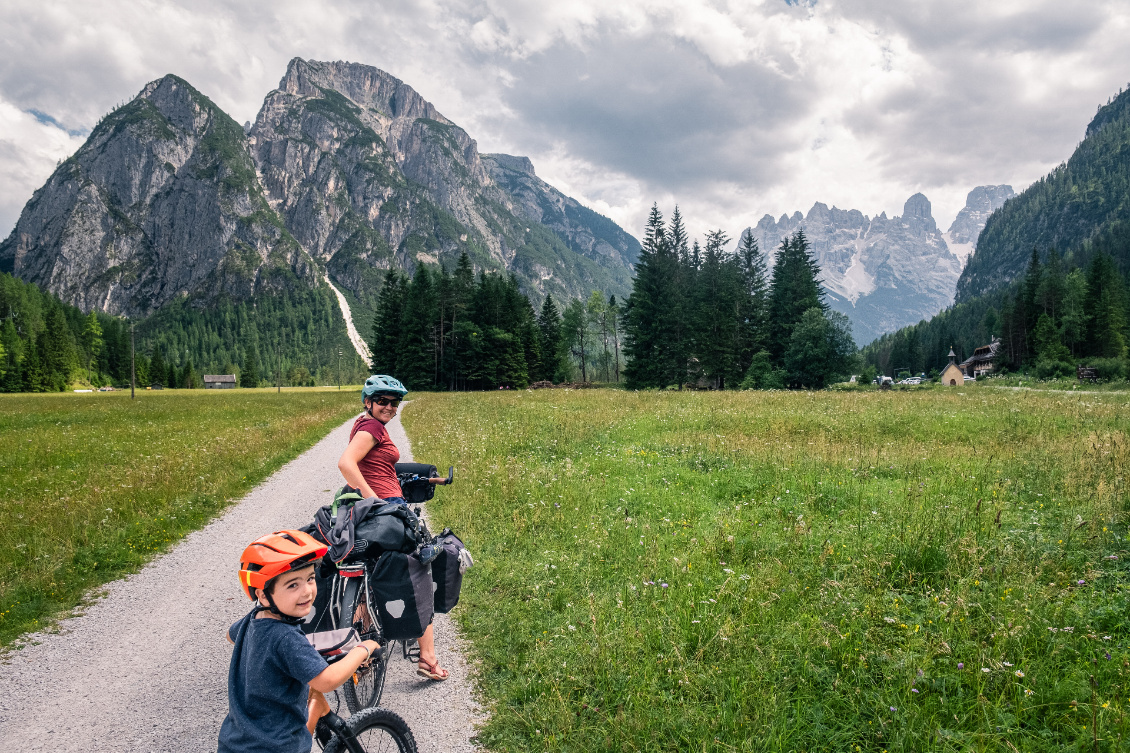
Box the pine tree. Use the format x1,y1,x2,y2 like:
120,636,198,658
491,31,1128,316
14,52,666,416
371,269,407,376
42,303,77,390
693,229,740,388
623,204,677,387
561,298,590,382
737,231,769,373
150,347,168,388
767,230,825,361
537,296,563,383
1086,253,1129,359
241,347,261,388
398,266,439,389
1037,248,1066,323
82,311,103,384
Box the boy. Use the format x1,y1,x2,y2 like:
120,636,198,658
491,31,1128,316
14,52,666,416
218,530,380,753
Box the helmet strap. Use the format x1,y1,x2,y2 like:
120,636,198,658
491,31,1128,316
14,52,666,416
255,587,304,625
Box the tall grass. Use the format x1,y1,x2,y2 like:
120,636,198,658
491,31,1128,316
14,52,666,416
0,388,359,646
405,388,1130,751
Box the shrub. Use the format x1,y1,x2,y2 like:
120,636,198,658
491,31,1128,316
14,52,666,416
1087,356,1128,381
1035,358,1075,379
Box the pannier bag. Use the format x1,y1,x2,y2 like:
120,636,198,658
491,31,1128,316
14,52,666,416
353,504,421,557
305,627,361,659
309,489,422,562
431,529,472,614
370,551,434,641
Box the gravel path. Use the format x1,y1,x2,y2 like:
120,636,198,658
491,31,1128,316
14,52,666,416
0,406,483,752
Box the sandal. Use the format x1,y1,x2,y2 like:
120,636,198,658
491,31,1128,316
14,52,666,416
417,657,449,681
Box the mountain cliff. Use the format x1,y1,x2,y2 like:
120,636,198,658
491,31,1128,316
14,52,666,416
943,184,1015,264
956,87,1130,302
1,59,638,329
0,75,313,318
745,194,961,345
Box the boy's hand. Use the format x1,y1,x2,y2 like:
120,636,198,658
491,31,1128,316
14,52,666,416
361,639,381,662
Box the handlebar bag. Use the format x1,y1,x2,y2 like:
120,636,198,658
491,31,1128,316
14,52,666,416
369,551,434,641
431,531,468,614
305,628,360,660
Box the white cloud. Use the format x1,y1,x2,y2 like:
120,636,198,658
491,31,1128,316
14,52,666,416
0,0,1128,248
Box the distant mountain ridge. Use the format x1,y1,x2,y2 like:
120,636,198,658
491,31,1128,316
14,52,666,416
0,58,639,326
744,187,1010,345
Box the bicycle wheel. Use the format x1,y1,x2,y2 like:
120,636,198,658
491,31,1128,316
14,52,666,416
338,575,389,712
322,707,418,753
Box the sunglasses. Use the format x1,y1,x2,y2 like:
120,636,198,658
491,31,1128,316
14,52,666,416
372,396,401,407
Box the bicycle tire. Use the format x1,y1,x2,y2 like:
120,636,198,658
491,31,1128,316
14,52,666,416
338,575,389,712
322,707,418,753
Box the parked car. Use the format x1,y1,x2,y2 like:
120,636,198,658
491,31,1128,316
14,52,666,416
963,375,975,382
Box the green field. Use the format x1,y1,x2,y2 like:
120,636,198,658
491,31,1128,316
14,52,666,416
0,388,359,645
405,388,1130,752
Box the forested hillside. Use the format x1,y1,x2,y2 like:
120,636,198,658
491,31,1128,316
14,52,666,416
861,248,1127,380
0,270,366,391
956,87,1130,301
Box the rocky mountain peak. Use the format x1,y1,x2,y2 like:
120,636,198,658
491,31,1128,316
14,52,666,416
278,58,450,125
484,153,536,176
902,193,937,234
943,185,1015,268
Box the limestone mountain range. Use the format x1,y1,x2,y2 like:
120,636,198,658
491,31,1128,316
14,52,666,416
0,58,640,327
744,185,1014,345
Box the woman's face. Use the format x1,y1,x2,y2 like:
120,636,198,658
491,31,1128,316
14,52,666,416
367,394,400,424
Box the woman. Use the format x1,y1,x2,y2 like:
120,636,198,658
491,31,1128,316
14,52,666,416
337,374,449,681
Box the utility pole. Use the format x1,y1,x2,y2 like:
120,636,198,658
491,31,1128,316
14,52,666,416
337,348,342,390
276,336,282,394
130,321,136,400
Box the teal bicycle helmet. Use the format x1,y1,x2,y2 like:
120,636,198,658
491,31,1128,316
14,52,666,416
362,374,408,404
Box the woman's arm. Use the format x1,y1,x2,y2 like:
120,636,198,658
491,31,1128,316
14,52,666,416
308,640,382,693
337,431,378,498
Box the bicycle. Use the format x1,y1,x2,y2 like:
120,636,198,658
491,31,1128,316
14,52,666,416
308,632,418,753
306,463,454,712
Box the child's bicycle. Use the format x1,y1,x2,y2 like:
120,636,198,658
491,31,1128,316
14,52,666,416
308,631,417,752
306,463,454,713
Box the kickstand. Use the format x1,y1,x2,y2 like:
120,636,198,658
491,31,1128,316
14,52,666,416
403,638,421,663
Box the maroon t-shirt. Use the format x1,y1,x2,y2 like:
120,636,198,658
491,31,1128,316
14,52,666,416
349,415,402,499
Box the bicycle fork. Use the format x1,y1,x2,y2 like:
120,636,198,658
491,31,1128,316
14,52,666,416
316,711,366,753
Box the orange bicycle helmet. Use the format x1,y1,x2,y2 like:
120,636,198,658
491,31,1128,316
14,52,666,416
239,529,328,602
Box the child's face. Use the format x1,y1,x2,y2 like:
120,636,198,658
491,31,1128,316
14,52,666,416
261,564,317,618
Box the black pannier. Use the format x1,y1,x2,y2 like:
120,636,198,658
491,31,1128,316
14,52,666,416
431,530,468,614
352,504,421,557
370,551,434,640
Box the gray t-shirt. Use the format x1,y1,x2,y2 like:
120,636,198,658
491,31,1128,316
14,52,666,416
218,610,328,753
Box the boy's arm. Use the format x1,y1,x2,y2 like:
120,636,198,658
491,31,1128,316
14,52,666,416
307,640,381,693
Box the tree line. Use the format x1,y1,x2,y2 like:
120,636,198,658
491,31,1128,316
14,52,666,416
861,248,1129,380
0,270,367,392
368,251,624,390
622,205,855,390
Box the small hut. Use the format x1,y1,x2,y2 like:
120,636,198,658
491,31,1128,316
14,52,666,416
940,347,964,386
204,374,237,389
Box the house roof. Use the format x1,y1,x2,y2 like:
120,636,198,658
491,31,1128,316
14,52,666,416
959,339,1001,368
203,374,237,383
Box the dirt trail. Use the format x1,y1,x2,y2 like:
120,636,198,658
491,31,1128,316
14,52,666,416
0,406,482,752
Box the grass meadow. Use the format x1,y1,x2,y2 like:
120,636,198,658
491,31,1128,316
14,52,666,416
404,387,1130,752
0,388,359,646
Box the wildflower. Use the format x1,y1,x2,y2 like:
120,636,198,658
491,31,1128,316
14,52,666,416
957,663,964,669
1003,662,1013,667
1025,689,1035,696
661,583,668,588
1078,579,1086,586
1105,653,1112,660
1103,636,1112,641
1015,670,1024,678
982,668,991,673
567,625,576,631
723,568,734,574
889,706,897,712
884,617,896,624
911,688,919,693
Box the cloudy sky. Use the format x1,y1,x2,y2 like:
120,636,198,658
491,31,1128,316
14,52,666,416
2,0,1128,245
